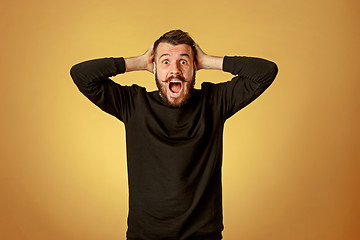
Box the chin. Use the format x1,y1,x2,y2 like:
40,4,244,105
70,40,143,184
161,93,191,108
168,97,188,108
155,73,196,108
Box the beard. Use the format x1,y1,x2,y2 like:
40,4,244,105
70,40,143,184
155,71,196,108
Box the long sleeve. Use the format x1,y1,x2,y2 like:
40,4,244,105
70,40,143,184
70,57,138,122
206,56,278,120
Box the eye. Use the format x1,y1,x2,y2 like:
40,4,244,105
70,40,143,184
162,60,169,64
180,60,187,64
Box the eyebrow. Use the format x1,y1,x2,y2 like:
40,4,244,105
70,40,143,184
180,53,191,58
159,53,191,59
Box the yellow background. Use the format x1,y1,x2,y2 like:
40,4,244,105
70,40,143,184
1,0,359,239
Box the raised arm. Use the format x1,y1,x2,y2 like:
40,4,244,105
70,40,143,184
194,43,278,119
222,55,278,119
70,46,155,93
70,46,155,122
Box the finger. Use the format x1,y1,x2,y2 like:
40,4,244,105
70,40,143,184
195,43,205,55
148,44,154,53
144,44,154,55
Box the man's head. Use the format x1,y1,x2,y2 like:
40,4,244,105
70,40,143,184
153,30,197,107
153,30,197,63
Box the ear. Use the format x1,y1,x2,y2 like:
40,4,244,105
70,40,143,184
153,61,156,74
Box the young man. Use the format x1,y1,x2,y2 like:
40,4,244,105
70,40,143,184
71,30,278,240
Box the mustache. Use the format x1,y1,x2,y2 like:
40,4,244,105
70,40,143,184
162,75,186,83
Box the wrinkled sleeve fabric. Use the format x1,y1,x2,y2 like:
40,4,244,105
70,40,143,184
206,56,278,121
70,57,138,123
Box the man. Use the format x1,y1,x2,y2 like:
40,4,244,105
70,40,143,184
70,30,278,240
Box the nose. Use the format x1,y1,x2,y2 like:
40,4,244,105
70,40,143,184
169,61,181,75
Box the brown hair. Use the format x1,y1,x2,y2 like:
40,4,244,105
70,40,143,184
153,29,197,62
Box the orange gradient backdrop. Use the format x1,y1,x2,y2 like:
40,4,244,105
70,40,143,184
1,0,359,239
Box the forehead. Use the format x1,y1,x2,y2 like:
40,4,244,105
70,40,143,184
156,42,193,60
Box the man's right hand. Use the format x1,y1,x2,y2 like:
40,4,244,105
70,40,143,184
125,45,154,73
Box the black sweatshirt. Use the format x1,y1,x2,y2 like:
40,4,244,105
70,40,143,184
70,56,278,240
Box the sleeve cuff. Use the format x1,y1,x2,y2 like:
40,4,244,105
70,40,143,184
222,56,236,73
114,57,126,74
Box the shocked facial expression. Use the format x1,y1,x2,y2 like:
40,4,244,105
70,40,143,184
154,42,196,107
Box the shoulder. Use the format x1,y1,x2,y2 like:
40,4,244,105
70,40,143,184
122,84,147,93
200,81,228,94
113,84,148,104
199,81,227,104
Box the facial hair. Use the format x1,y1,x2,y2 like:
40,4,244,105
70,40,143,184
155,71,196,108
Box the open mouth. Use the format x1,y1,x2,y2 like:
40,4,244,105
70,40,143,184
169,80,183,96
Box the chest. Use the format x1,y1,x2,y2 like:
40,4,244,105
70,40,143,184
131,96,220,141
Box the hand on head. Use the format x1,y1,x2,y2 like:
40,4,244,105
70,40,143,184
194,43,207,71
143,44,155,73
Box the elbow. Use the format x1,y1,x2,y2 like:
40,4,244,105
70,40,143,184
70,63,80,81
269,61,278,80
265,61,278,85
258,61,278,88
70,63,86,87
